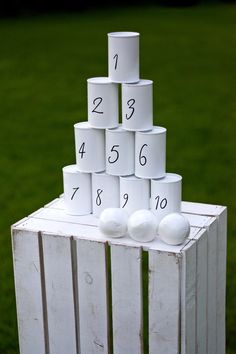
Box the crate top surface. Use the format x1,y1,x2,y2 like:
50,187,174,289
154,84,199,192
12,196,224,254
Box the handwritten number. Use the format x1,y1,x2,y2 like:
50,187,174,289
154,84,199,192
96,189,103,206
71,187,79,200
108,145,119,164
92,97,103,114
79,142,86,158
126,99,135,120
122,193,129,208
113,54,118,70
139,144,148,166
155,196,167,210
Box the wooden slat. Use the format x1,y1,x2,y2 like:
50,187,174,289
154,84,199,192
206,219,218,354
216,207,227,354
110,244,143,354
11,229,46,354
185,212,218,354
181,240,197,354
149,250,180,354
35,207,98,226
76,239,109,354
42,233,77,354
193,229,208,354
183,202,227,354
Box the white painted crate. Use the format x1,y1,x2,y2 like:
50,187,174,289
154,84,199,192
11,197,227,354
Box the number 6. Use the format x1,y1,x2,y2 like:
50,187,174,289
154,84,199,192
139,144,148,166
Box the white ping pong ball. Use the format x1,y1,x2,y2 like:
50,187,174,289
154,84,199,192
128,209,158,243
99,208,129,238
158,213,190,245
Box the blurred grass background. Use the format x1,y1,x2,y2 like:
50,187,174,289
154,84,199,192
0,3,235,353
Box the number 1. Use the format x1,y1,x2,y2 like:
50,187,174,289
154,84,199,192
113,54,118,70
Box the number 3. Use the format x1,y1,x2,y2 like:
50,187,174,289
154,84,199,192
126,99,135,120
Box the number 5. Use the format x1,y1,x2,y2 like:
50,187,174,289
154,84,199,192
108,145,119,164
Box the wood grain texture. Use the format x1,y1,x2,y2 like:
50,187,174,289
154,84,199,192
193,229,208,354
110,244,143,354
76,238,109,354
181,240,197,354
12,199,226,354
11,229,46,354
42,233,77,354
149,250,180,354
183,202,227,354
216,207,227,354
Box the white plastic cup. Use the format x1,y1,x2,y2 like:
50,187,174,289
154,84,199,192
92,172,120,217
74,122,105,172
108,32,140,83
87,77,119,129
120,175,150,215
150,173,182,225
106,126,135,176
62,165,92,215
135,126,166,179
122,80,153,131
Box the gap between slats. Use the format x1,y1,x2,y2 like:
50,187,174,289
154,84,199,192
38,231,50,354
41,236,150,354
71,237,81,354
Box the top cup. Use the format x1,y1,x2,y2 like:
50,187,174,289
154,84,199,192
108,32,140,83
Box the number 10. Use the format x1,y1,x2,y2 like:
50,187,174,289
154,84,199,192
155,196,167,210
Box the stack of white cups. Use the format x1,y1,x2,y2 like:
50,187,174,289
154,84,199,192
62,31,184,243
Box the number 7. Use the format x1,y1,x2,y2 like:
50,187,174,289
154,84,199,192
71,187,79,200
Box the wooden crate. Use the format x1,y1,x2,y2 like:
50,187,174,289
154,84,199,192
11,197,227,354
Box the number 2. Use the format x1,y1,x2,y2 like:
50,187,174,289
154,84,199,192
126,99,135,120
92,97,103,114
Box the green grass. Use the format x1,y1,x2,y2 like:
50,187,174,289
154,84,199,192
0,3,235,353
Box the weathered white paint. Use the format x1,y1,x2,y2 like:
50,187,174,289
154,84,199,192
15,212,200,252
44,197,65,210
149,250,180,354
183,201,226,354
216,207,227,354
42,233,77,354
192,229,208,354
76,238,109,354
181,240,197,354
35,207,97,226
11,229,46,354
12,199,227,354
110,244,143,354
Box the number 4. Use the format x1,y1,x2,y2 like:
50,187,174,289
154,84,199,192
78,142,86,159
